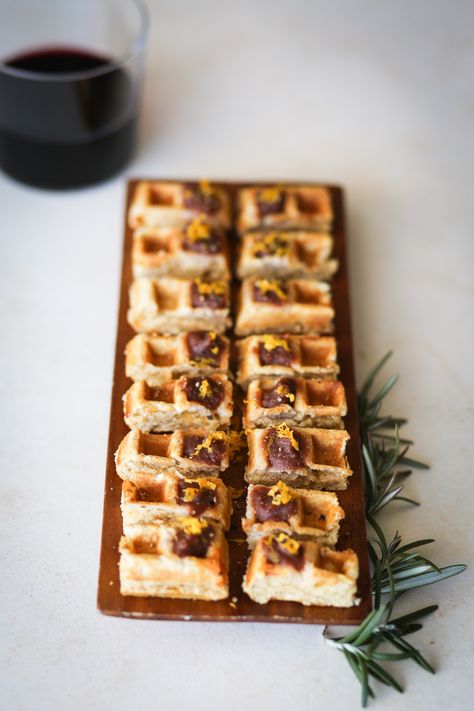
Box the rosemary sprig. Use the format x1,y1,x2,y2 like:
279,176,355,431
325,353,466,706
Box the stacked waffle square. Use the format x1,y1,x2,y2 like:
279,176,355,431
242,482,345,548
236,184,359,608
237,231,337,280
245,426,352,490
125,331,230,385
119,520,229,600
242,535,358,606
128,276,231,334
235,277,334,336
237,185,333,232
118,180,235,601
242,377,347,429
132,221,230,280
115,430,230,479
122,475,231,528
237,334,339,385
129,180,232,229
123,376,233,432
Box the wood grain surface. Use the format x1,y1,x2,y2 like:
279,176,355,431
97,180,371,624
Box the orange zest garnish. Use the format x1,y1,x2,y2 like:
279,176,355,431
191,431,226,458
255,279,288,301
275,423,299,450
199,179,214,195
186,216,211,242
268,481,293,506
274,531,300,555
276,384,295,403
259,186,282,203
198,379,212,398
194,278,227,296
178,517,208,535
252,232,289,257
260,334,290,352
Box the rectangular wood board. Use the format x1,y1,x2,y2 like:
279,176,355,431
97,179,371,624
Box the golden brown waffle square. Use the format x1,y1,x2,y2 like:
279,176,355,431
235,278,334,336
237,185,333,233
242,482,344,548
243,377,347,429
123,376,233,432
237,334,339,386
119,519,229,600
115,429,230,480
132,220,230,279
127,277,231,334
125,331,230,386
242,533,358,606
128,180,232,229
121,473,231,529
237,231,337,280
245,425,352,490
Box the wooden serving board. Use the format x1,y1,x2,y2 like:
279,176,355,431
97,179,371,624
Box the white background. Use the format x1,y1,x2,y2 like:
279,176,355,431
1,1,473,709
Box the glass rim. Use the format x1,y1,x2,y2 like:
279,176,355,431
0,0,149,82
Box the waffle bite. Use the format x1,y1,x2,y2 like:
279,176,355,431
237,334,339,386
123,376,233,432
115,429,229,480
237,185,333,233
132,219,230,279
243,376,346,429
235,278,334,336
237,231,337,280
127,277,231,334
125,331,230,386
245,424,352,490
119,519,229,600
242,482,344,548
242,533,358,606
122,473,231,529
129,180,231,230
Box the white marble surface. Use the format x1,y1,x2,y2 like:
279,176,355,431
1,1,473,709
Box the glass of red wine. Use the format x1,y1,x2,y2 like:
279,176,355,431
0,0,148,189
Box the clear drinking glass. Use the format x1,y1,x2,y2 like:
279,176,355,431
0,0,148,189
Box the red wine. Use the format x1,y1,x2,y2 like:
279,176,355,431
0,47,137,189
